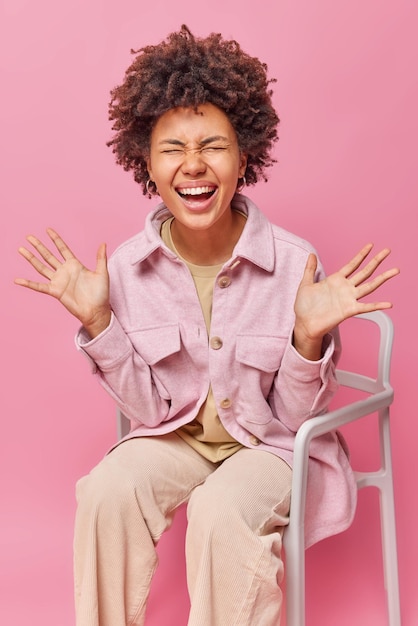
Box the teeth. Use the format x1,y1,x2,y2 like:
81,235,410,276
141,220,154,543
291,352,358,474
179,186,215,196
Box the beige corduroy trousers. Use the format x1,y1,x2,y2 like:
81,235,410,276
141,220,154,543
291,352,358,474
74,433,292,626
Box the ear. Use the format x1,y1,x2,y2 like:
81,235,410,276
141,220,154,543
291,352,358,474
146,156,153,181
239,153,248,177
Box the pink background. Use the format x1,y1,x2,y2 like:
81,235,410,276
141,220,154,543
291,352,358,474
1,0,416,624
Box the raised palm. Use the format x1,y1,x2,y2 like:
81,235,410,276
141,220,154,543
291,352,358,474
294,243,399,342
15,228,110,333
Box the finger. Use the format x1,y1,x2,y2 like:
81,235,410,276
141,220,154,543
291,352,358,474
339,243,374,278
25,235,62,271
356,300,394,313
46,228,77,261
18,245,55,280
355,266,400,299
14,277,52,295
351,248,392,287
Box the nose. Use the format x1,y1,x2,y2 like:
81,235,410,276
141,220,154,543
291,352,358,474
181,148,207,176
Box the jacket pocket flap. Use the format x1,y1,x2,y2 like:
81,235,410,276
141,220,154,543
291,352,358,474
236,335,287,373
129,323,181,365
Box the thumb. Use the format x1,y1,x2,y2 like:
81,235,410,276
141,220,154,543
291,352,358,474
299,253,318,286
95,242,108,274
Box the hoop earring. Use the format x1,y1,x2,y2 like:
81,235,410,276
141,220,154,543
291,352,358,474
146,179,156,195
236,176,246,193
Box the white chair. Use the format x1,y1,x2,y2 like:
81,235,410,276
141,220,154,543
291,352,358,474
284,311,401,626
116,310,401,625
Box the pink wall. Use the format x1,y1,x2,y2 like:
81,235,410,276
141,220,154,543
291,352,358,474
1,0,416,624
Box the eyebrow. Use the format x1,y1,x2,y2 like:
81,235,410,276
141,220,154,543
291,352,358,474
158,135,230,147
200,135,230,145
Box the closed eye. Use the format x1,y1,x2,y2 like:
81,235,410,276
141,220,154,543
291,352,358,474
161,146,228,155
202,146,227,152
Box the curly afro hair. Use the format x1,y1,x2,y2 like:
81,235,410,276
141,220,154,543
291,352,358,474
107,25,279,196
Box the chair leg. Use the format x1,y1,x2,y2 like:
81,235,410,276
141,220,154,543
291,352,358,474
379,411,402,626
284,531,306,626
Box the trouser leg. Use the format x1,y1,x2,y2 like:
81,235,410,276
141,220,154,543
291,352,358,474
186,448,292,626
74,434,217,626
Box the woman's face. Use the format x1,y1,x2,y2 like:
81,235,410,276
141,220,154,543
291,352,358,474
147,103,247,234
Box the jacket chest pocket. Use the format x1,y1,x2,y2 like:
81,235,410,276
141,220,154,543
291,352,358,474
235,335,288,418
129,323,182,400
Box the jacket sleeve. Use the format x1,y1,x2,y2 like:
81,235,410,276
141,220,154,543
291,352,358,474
271,327,341,432
75,313,171,427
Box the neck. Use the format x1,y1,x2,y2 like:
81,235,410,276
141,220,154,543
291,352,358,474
170,210,246,265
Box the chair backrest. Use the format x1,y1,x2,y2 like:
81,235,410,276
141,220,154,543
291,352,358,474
336,310,394,394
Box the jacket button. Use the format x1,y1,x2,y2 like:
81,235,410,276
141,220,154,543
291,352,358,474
210,336,223,350
218,275,231,288
220,398,232,409
249,435,260,446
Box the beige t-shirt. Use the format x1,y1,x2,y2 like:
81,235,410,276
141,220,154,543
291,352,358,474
161,217,243,462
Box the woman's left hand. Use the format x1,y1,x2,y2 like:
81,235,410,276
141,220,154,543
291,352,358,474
293,243,400,360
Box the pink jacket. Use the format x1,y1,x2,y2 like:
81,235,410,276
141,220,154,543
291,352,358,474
76,194,357,547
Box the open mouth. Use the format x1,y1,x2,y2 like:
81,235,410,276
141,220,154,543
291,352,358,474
177,186,217,202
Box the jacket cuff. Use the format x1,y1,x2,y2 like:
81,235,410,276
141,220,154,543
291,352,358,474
75,312,132,372
282,331,336,381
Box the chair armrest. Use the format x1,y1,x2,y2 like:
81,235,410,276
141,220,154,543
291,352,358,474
288,385,394,541
294,386,393,452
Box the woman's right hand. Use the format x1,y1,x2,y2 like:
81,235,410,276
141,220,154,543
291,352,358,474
15,228,111,338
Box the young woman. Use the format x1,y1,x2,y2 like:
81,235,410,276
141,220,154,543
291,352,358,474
15,25,399,626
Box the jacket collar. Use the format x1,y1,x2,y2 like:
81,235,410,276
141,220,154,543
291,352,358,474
129,194,275,272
